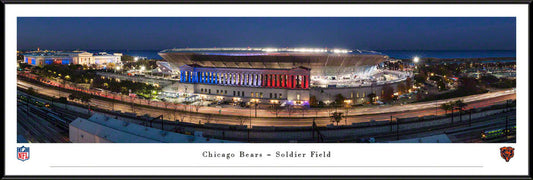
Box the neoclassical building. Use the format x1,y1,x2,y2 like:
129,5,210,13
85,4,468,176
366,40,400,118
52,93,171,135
23,51,122,68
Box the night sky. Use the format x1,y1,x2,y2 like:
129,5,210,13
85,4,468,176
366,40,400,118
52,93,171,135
17,17,516,51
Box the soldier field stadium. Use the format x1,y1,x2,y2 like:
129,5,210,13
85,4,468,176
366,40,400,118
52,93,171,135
158,47,413,107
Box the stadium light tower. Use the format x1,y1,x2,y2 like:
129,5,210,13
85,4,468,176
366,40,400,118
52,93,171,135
413,56,420,74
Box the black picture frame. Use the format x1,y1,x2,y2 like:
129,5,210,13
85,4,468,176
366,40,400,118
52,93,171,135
3,0,531,179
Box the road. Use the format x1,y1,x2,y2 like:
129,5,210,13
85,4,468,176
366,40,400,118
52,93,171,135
17,79,516,127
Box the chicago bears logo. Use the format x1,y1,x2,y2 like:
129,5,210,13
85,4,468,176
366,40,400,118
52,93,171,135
500,147,514,162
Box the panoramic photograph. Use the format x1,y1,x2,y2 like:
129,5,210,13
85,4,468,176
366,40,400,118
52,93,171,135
16,17,516,143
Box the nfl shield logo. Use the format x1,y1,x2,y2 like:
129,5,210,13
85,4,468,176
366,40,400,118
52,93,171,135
500,146,514,162
17,146,30,162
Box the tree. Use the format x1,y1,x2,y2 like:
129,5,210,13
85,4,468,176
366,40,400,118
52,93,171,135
330,112,344,126
193,100,203,112
79,94,91,104
68,94,77,101
268,103,283,117
301,106,308,117
480,74,499,85
205,114,214,124
309,95,318,107
107,63,116,69
177,111,187,122
454,100,467,122
381,84,394,102
437,80,447,91
238,117,248,126
413,73,427,86
405,77,413,88
286,104,295,117
317,101,325,108
397,83,408,94
440,102,453,115
367,93,376,103
27,87,36,95
121,54,134,63
458,77,482,93
334,94,345,107
58,97,68,104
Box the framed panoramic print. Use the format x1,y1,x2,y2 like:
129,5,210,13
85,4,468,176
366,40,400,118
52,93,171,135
3,1,530,179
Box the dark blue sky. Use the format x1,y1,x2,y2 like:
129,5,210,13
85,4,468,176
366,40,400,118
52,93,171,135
17,17,516,51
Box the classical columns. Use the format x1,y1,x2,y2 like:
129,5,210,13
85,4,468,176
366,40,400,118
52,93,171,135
276,74,280,88
304,75,308,89
249,74,252,86
267,74,271,87
307,75,310,89
291,75,295,89
270,74,274,88
256,74,260,87
281,75,285,88
258,74,263,87
231,73,235,85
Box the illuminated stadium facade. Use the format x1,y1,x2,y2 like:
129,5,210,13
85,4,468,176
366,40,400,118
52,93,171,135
159,48,411,105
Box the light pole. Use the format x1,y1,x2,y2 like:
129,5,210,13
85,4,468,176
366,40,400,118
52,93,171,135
254,102,257,118
344,100,351,125
413,56,420,73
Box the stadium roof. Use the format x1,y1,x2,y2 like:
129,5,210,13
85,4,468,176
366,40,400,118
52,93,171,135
160,47,385,56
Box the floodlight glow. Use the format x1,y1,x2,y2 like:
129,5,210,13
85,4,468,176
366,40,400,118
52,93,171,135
413,56,420,63
263,48,278,52
140,66,145,71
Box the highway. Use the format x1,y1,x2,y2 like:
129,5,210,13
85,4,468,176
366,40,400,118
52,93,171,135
17,79,516,127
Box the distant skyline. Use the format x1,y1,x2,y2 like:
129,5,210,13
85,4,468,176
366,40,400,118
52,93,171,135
17,17,516,51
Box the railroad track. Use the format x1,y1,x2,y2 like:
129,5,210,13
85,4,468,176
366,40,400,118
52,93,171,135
17,101,70,143
372,110,516,142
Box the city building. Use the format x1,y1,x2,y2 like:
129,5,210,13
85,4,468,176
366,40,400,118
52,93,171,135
22,51,122,68
159,48,413,106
